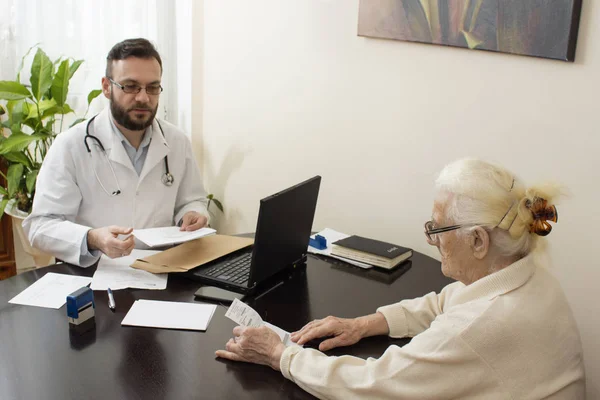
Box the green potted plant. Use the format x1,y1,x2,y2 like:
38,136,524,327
206,193,224,227
0,47,101,266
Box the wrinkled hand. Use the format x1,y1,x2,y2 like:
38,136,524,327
180,211,208,231
87,226,135,258
215,326,286,371
290,316,366,351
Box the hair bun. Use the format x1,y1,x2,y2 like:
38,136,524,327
526,197,558,236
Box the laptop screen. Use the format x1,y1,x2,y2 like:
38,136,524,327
248,176,321,286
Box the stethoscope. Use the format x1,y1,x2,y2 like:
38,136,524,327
84,115,174,196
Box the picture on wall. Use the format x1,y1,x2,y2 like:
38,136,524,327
357,0,583,61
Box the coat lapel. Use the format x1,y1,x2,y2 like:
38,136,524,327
93,108,136,172
138,119,170,183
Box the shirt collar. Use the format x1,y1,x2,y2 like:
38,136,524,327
108,114,153,151
447,253,538,308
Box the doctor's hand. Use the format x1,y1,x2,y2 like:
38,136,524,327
215,326,285,371
179,211,208,231
87,226,135,258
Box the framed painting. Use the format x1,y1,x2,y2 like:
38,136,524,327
358,0,583,61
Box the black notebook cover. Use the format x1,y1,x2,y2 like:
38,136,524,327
332,236,411,259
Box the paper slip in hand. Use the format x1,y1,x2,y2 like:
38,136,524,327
122,299,217,331
9,273,92,309
91,250,167,291
225,298,299,347
133,226,216,247
308,228,373,269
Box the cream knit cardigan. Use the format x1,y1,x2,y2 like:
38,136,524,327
280,254,585,399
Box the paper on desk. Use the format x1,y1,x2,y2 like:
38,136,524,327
131,234,254,274
91,250,168,291
225,298,299,347
8,273,93,309
121,299,217,331
308,228,373,269
133,226,216,247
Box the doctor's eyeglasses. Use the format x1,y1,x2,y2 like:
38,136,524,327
108,77,163,95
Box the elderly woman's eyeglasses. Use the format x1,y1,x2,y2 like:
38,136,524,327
424,221,477,243
108,77,163,95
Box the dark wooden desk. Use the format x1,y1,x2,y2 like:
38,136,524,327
0,252,451,400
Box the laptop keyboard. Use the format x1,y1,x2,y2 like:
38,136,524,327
202,253,252,286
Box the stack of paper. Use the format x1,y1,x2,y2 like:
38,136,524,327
133,226,216,247
225,298,299,347
122,299,217,331
308,228,373,269
8,273,93,309
91,250,168,291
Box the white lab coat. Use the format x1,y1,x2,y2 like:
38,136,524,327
23,108,210,267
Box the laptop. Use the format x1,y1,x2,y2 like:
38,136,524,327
187,176,321,294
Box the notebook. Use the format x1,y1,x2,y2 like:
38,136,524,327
331,235,412,269
186,176,321,294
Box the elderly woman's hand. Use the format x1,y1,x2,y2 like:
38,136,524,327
290,313,390,351
290,316,365,351
215,326,286,370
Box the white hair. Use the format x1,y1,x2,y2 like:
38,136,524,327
435,158,560,257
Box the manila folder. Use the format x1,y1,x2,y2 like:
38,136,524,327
131,234,254,274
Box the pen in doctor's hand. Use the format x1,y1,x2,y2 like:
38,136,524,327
107,287,116,311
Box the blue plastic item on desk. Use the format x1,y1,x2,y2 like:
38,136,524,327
66,286,95,326
308,234,327,250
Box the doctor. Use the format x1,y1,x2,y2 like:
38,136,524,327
23,38,210,267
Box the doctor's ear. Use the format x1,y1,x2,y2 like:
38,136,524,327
101,76,112,99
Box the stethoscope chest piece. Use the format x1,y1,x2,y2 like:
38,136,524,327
162,173,174,186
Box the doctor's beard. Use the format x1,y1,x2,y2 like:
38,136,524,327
110,94,158,131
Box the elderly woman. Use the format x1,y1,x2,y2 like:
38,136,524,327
216,158,585,399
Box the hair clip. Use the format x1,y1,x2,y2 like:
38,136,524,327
526,198,558,236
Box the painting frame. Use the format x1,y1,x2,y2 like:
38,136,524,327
357,0,583,62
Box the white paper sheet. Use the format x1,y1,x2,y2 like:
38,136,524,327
308,228,373,269
121,299,217,331
91,250,167,291
225,298,299,347
133,226,216,247
8,273,93,309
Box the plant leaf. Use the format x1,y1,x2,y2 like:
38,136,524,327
69,60,84,79
51,59,70,106
57,103,74,115
87,89,102,105
0,133,44,155
2,152,31,169
30,48,53,101
6,100,25,127
69,118,86,128
207,194,214,200
7,163,24,197
0,198,8,220
0,186,8,196
26,98,57,120
0,81,32,101
26,170,39,193
213,198,224,213
16,44,38,83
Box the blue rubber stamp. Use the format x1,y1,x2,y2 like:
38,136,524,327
66,286,96,332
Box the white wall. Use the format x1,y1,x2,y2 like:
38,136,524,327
194,1,600,395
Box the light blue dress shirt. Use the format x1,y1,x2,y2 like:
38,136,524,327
108,118,153,176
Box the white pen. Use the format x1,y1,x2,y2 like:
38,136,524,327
107,287,116,311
